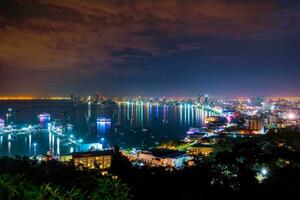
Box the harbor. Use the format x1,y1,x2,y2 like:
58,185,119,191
0,100,221,156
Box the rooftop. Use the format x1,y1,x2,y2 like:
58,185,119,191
191,143,214,148
72,150,112,158
143,149,186,159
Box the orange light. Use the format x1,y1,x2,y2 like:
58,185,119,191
0,96,70,100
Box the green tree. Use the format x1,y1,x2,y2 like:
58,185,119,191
90,178,131,200
64,187,85,200
0,173,23,199
25,183,63,200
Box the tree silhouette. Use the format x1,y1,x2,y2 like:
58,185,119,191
0,173,23,199
90,178,131,200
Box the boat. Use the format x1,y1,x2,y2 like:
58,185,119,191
38,112,51,118
37,113,51,122
66,123,73,130
97,117,111,123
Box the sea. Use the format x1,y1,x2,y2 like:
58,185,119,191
0,100,213,156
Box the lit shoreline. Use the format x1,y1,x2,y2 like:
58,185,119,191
0,97,71,100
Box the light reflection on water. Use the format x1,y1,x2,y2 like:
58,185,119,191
0,100,214,156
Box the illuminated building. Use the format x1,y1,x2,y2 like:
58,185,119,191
204,94,209,105
198,94,206,104
58,155,73,162
205,116,228,127
184,128,213,142
37,113,51,123
264,115,275,127
138,149,190,169
0,118,4,128
79,143,103,152
72,151,112,170
245,117,264,134
188,143,214,156
252,96,265,106
39,154,53,162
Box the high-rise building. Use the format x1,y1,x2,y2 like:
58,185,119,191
245,117,264,134
252,96,265,106
198,93,208,105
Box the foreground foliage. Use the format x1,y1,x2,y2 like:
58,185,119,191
0,173,130,200
1,134,300,199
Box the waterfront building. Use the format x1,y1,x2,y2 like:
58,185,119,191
188,143,214,156
37,112,51,123
72,150,112,170
205,116,228,127
58,155,73,162
121,149,140,161
138,149,190,169
0,118,4,128
78,143,103,152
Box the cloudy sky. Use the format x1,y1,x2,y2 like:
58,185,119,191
0,0,299,97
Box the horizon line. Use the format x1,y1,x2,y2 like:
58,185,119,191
1,96,300,100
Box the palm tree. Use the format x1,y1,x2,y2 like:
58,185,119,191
25,183,64,200
90,178,131,200
0,173,23,200
64,187,85,200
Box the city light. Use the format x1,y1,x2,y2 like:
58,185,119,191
286,112,296,120
256,167,269,183
261,168,268,176
0,118,4,128
0,0,299,196
33,143,37,156
38,113,51,123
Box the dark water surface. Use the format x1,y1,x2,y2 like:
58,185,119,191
0,100,212,156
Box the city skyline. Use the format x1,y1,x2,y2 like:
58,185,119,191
0,0,300,97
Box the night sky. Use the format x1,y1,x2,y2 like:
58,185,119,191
0,0,299,97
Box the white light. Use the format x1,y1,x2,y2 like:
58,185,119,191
287,113,296,120
261,168,268,176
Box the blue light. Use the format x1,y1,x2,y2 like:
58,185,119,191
261,168,268,176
